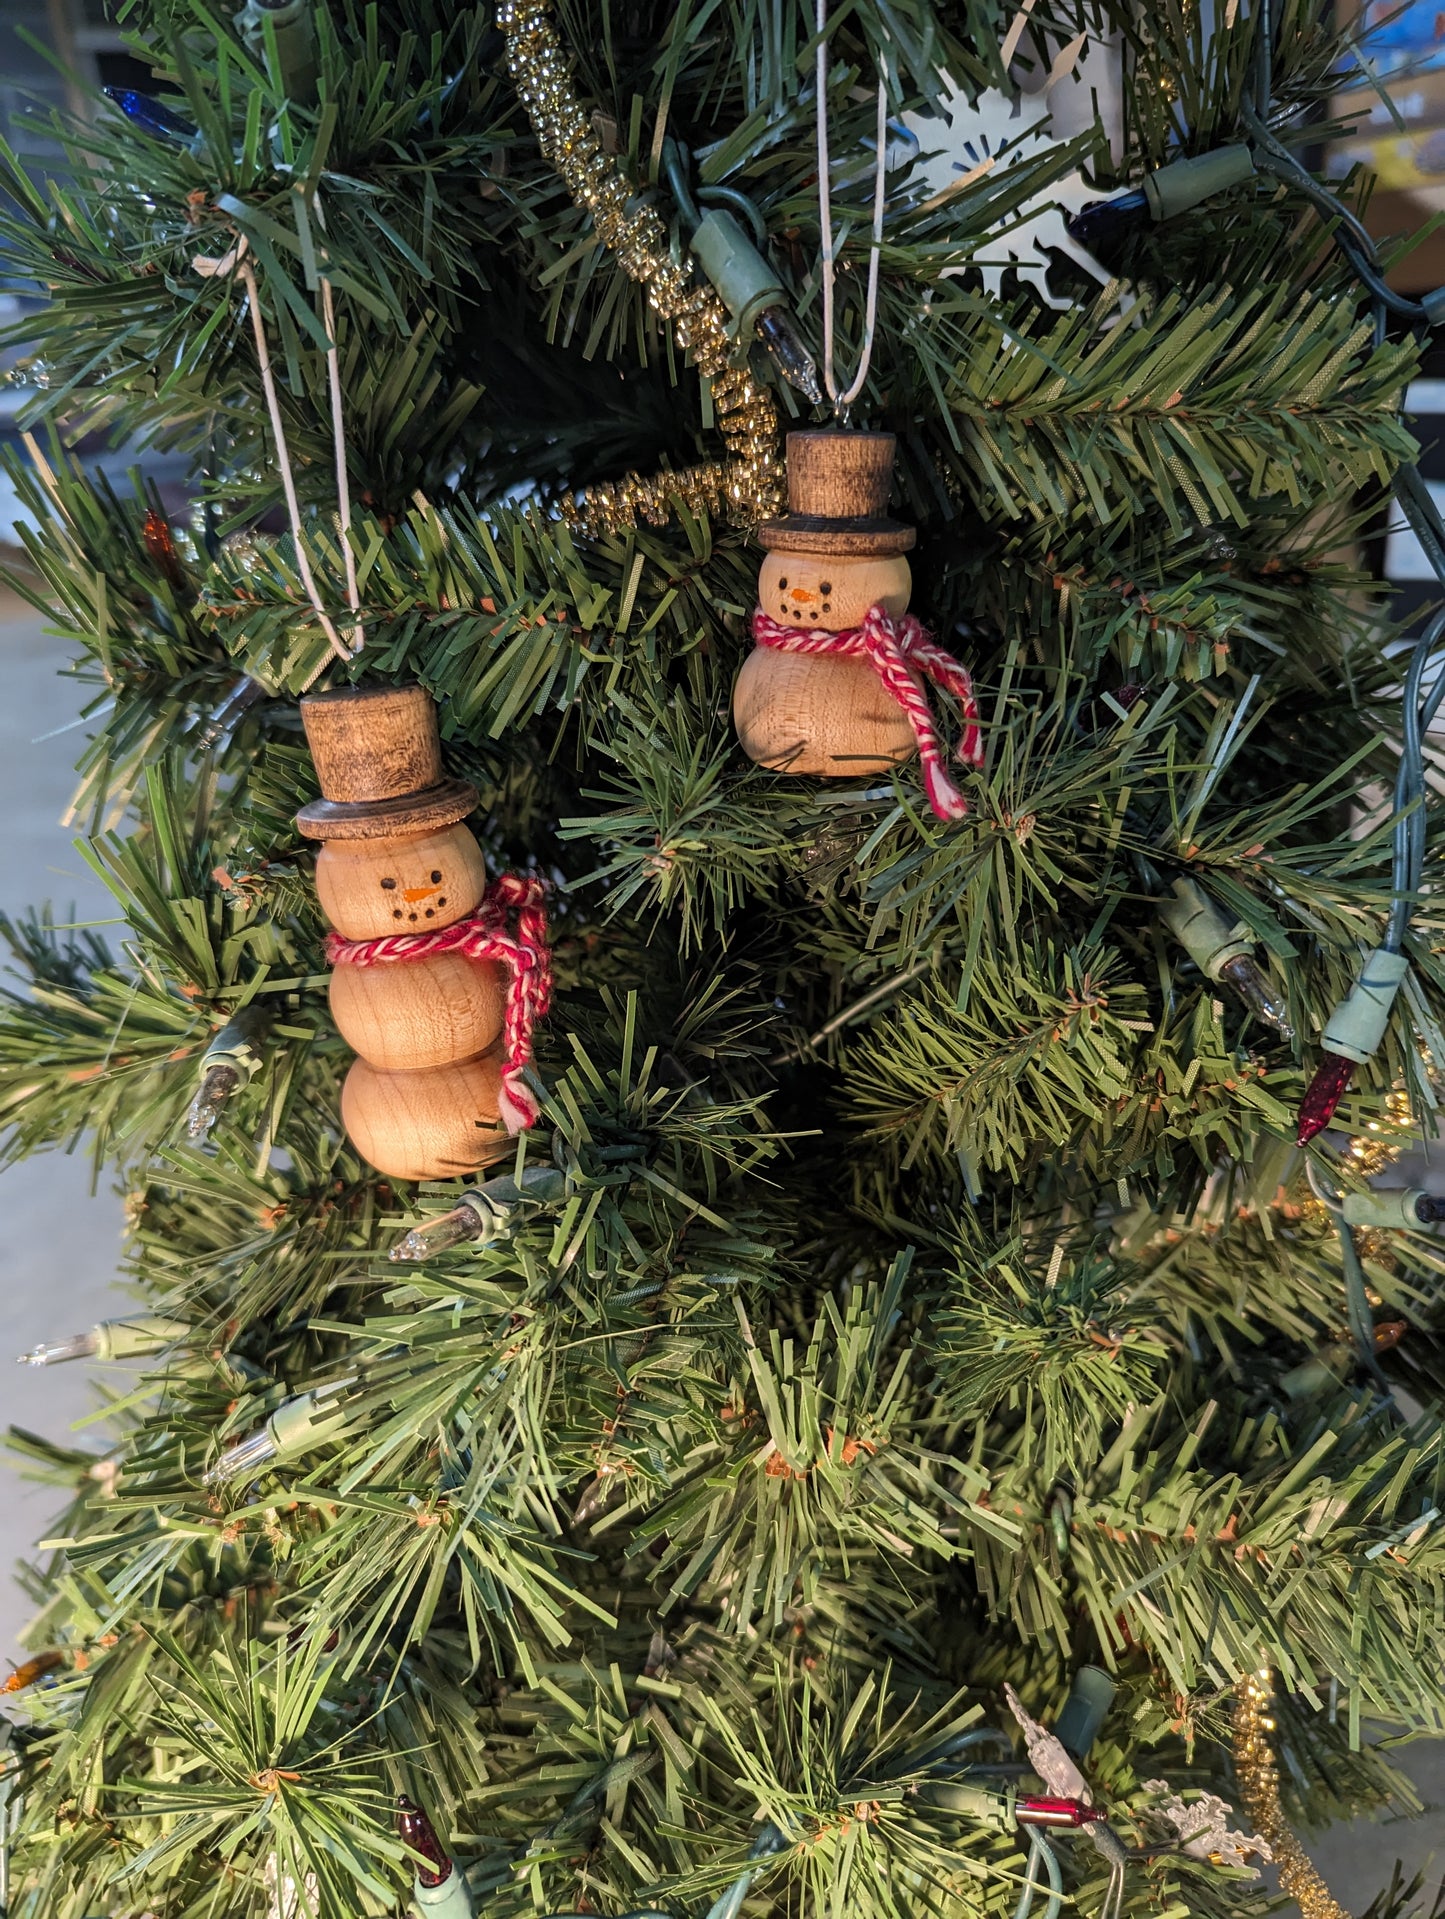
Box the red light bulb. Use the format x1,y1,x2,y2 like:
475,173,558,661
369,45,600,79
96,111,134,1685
397,1795,453,1888
1296,1051,1356,1145
1016,1795,1104,1828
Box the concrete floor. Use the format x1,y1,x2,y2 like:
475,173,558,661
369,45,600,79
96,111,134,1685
0,583,1443,1911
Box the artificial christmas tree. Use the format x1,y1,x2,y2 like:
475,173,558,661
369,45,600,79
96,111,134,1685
3,1,1445,1917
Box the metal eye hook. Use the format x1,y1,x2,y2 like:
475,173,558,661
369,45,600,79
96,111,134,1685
1083,1817,1130,1919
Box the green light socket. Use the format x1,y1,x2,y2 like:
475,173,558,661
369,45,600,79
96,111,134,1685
93,1316,191,1362
1143,145,1256,223
689,209,785,343
1052,1666,1116,1760
413,1868,476,1917
203,1004,270,1081
1280,1344,1349,1400
1321,948,1410,1064
1159,877,1250,979
237,0,318,104
1341,1188,1432,1230
920,1779,1014,1832
268,1382,354,1456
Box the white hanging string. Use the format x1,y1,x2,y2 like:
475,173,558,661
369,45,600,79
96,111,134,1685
815,0,888,416
195,233,356,679
312,190,364,655
236,254,353,667
318,274,364,653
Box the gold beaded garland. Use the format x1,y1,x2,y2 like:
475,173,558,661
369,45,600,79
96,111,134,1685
1232,1671,1351,1919
498,0,783,536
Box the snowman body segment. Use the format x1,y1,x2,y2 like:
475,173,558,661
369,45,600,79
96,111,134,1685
297,685,512,1182
733,430,921,777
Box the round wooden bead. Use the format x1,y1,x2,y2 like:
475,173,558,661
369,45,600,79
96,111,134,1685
758,552,910,632
329,952,507,1073
315,826,487,941
733,645,916,777
340,1052,511,1182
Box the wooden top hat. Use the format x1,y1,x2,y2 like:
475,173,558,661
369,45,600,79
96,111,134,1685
758,429,915,558
294,684,477,840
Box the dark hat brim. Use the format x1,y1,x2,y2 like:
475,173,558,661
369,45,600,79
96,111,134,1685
758,514,916,557
296,777,477,841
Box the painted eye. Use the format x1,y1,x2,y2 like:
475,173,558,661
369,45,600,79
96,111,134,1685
430,870,442,883
819,581,832,594
380,877,396,890
778,576,788,588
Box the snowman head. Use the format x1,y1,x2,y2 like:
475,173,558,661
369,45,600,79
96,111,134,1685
759,550,910,631
315,824,487,940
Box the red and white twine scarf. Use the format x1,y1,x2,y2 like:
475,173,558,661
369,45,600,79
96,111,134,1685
750,603,983,821
325,874,551,1134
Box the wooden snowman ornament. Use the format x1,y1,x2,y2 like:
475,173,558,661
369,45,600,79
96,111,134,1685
296,684,548,1182
734,429,982,818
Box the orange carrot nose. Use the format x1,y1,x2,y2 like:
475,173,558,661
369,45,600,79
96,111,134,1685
789,586,816,603
401,883,440,902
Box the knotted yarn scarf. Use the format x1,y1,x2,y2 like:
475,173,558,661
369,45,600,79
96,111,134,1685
750,603,983,820
325,874,551,1134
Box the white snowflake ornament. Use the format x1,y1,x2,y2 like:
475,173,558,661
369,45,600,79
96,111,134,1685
899,26,1122,308
1142,1781,1272,1875
1004,1683,1093,1802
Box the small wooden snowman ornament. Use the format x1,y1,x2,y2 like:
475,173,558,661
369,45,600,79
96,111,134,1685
735,429,981,818
296,684,548,1182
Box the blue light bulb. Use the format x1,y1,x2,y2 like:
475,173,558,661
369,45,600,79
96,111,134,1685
1064,190,1150,254
103,88,198,145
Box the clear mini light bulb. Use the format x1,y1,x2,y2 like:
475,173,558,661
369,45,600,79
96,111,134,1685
186,1007,270,1140
17,1316,189,1367
197,675,270,751
1215,952,1293,1039
205,1378,355,1486
188,1060,242,1140
389,1202,486,1263
18,1331,98,1367
1159,879,1292,1036
389,1165,567,1262
752,309,823,404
